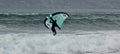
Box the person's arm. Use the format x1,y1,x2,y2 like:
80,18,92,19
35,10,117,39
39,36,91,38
57,25,61,30
55,20,61,29
50,17,54,22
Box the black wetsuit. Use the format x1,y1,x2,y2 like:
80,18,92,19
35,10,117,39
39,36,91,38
50,17,61,36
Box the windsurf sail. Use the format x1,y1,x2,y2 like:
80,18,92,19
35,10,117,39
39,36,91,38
44,12,69,29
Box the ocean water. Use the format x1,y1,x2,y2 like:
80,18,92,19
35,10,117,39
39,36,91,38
0,12,120,32
0,12,120,54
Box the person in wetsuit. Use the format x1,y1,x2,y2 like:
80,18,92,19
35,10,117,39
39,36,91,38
50,17,61,36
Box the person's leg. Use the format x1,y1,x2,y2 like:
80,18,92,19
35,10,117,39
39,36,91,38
51,27,56,36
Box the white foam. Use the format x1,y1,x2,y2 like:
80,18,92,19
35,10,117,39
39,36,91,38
0,31,120,54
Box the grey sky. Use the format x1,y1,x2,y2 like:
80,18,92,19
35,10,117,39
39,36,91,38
0,0,120,12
